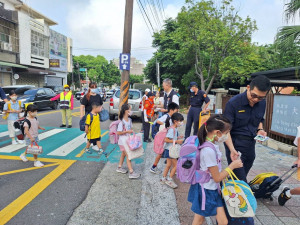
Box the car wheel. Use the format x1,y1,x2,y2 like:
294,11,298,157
52,101,58,110
109,114,115,120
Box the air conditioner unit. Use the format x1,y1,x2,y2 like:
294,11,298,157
3,42,9,50
8,43,12,51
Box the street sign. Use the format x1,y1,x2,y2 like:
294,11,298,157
79,68,87,72
119,53,130,71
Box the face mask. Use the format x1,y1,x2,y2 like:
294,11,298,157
30,112,37,117
11,96,17,100
190,88,194,93
177,121,183,127
65,89,70,92
91,88,98,94
217,133,229,143
128,110,133,116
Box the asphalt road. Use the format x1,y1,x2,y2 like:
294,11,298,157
0,99,143,224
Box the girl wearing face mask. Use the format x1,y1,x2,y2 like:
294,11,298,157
160,112,185,189
188,115,243,225
3,90,24,145
20,104,45,167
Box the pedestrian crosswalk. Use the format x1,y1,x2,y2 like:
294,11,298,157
0,126,110,162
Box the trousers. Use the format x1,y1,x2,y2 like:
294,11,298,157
61,109,72,125
185,107,202,138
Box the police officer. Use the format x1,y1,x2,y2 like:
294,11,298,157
184,82,210,139
224,75,271,182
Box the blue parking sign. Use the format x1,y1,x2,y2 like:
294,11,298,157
119,53,130,71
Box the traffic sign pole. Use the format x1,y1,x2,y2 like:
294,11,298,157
120,0,133,110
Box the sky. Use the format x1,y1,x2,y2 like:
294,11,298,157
23,0,298,64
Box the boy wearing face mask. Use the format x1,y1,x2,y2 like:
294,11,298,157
3,90,24,145
50,84,74,128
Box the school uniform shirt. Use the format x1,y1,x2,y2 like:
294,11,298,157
200,143,222,190
24,117,39,138
157,113,172,126
85,113,101,139
3,100,23,121
117,118,133,145
164,127,178,150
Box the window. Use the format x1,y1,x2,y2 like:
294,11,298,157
45,88,54,95
37,89,46,96
31,30,49,58
115,90,141,100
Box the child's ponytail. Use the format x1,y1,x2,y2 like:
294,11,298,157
198,123,207,145
165,116,171,128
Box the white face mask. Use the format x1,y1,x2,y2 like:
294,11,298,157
128,110,133,116
65,89,70,92
11,96,17,101
177,121,184,127
217,133,228,143
91,88,98,94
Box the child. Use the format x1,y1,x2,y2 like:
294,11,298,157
3,90,24,145
143,92,155,142
84,102,103,154
20,104,45,167
278,134,300,206
188,115,243,225
116,104,140,179
160,112,184,188
150,102,179,174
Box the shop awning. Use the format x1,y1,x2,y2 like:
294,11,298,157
0,61,28,69
15,67,56,75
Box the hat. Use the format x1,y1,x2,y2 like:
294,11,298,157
145,88,151,92
147,91,155,97
64,84,70,88
189,82,198,88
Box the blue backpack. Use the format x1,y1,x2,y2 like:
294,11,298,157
79,113,94,131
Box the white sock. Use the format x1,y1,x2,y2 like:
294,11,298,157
286,190,292,198
167,177,173,181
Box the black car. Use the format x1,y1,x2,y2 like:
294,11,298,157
18,88,58,110
44,86,63,94
75,90,85,100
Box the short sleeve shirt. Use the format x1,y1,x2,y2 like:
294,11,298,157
190,90,210,108
164,127,178,150
3,100,24,121
24,117,39,138
85,113,101,139
81,94,103,114
117,118,132,133
224,91,266,137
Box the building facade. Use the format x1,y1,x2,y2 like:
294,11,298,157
113,57,145,76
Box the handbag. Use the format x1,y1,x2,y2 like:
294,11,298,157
169,140,180,158
100,109,109,122
222,168,257,218
126,133,142,151
26,142,43,155
119,133,144,160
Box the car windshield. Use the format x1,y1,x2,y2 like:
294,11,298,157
24,89,38,95
2,87,33,95
2,88,16,94
115,90,140,100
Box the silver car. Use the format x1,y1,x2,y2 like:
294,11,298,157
109,89,142,120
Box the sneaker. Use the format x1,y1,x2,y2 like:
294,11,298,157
165,179,178,189
12,140,18,145
150,167,161,174
60,124,66,127
17,139,24,144
67,125,72,128
92,145,100,151
20,154,28,162
34,161,44,167
278,187,291,206
129,171,140,179
85,148,92,154
116,167,128,174
160,177,167,184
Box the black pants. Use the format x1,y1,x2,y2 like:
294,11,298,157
184,107,202,139
225,136,256,182
143,119,150,141
141,111,144,131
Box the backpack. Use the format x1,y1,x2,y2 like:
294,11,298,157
109,120,125,144
14,117,36,140
151,114,170,139
2,101,22,120
79,113,94,131
153,127,170,154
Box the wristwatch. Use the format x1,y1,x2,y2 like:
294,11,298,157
257,128,264,133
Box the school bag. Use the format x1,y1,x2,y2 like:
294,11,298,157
79,113,94,131
13,117,36,139
109,120,125,144
153,127,170,154
151,114,170,139
2,101,22,120
222,168,257,218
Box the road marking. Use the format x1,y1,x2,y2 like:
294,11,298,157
37,106,80,116
0,157,75,225
47,133,86,156
75,131,109,158
0,163,59,176
0,129,65,153
0,131,8,138
72,112,81,117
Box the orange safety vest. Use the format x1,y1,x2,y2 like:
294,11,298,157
144,99,154,118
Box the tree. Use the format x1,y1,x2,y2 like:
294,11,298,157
129,74,144,86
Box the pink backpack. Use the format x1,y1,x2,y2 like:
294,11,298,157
153,127,169,154
109,120,124,144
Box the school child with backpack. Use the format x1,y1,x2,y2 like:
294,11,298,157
150,102,179,174
20,104,45,167
143,92,155,142
160,112,185,188
3,90,24,145
116,104,140,179
84,102,103,154
187,115,243,225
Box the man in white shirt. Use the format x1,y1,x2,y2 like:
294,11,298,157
156,79,179,114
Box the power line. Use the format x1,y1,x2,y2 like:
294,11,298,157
136,0,153,37
145,0,161,30
138,0,155,32
156,0,165,22
150,0,162,28
160,0,166,19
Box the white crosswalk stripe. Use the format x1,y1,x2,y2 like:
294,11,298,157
0,129,65,153
47,133,86,156
0,131,9,138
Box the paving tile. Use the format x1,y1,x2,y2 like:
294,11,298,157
288,206,300,216
255,201,275,216
267,205,296,217
285,198,300,207
180,216,195,225
278,217,300,225
254,217,263,225
256,215,284,225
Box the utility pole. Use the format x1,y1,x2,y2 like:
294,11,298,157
156,59,160,88
85,68,88,88
119,0,134,109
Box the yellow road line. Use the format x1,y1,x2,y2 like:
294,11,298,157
38,107,80,116
75,131,109,158
0,163,59,176
0,159,75,225
0,155,74,163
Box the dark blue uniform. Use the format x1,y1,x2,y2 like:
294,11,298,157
224,91,266,182
185,90,210,138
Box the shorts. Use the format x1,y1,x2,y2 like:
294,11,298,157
188,183,223,217
88,137,101,145
161,149,169,158
25,137,40,145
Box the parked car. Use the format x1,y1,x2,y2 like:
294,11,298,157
98,88,106,101
18,88,58,110
75,90,85,100
109,89,142,120
44,85,63,94
106,89,117,99
2,85,35,98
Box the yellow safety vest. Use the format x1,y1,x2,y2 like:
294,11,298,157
60,91,72,109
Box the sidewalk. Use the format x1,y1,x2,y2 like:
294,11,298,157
67,138,300,225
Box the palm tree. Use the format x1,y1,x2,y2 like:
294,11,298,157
275,0,300,49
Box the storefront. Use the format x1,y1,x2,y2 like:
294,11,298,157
0,61,28,87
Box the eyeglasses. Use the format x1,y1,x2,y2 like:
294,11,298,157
250,92,267,100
